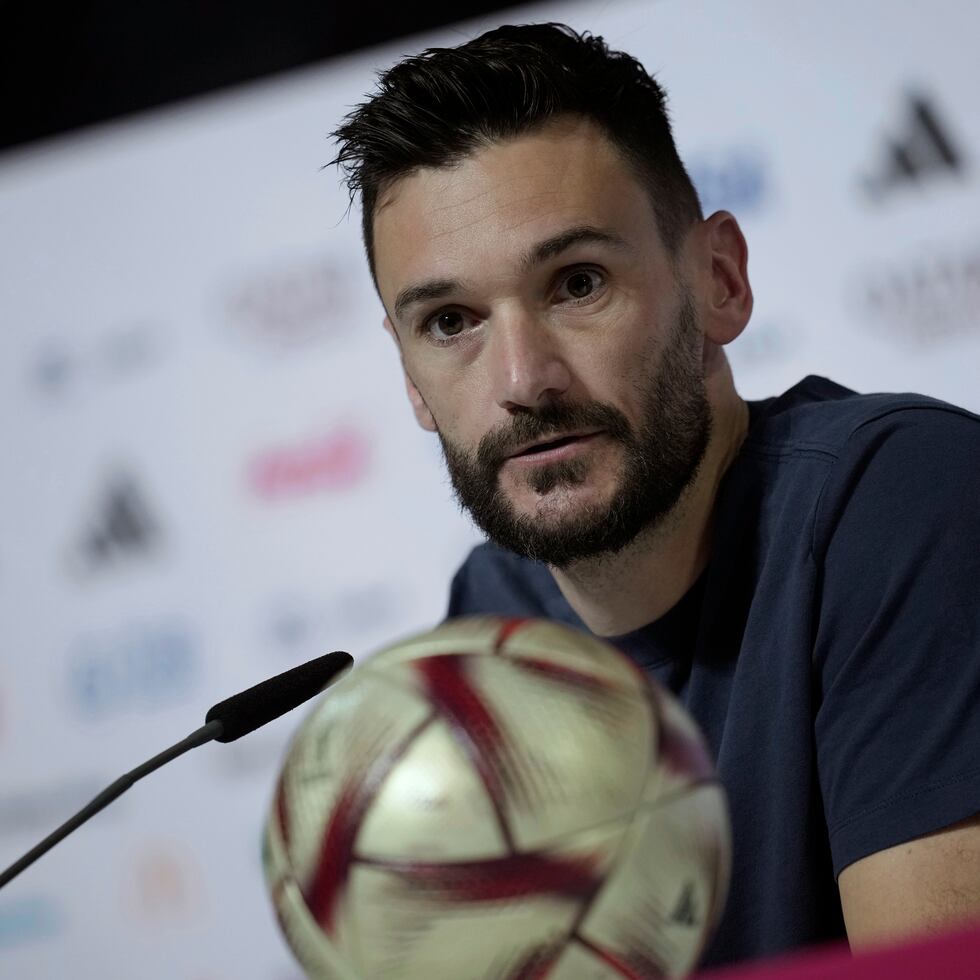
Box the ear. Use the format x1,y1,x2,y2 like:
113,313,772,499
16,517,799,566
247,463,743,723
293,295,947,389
698,211,753,346
383,316,437,433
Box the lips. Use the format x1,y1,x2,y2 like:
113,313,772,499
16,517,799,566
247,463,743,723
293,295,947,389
508,431,601,459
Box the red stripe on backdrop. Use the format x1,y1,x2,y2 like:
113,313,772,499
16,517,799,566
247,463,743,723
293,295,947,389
695,922,980,979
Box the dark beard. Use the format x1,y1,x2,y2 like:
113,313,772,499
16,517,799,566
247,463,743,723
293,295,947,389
437,292,712,567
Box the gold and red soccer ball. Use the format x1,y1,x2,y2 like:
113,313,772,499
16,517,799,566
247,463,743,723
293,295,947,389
264,616,730,980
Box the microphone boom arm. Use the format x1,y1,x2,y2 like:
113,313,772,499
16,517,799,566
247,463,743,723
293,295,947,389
0,646,352,891
0,719,224,889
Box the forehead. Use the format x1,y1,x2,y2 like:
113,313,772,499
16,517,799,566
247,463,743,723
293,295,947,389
372,117,659,305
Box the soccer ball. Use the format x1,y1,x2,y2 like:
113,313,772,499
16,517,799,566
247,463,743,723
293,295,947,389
263,616,730,979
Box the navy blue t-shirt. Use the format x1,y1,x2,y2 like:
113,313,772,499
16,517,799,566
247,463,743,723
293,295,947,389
445,376,980,968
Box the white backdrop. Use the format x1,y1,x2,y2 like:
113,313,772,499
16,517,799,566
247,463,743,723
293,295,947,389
1,0,977,977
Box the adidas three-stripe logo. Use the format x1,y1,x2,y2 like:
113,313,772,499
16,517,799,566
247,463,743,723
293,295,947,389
864,94,966,200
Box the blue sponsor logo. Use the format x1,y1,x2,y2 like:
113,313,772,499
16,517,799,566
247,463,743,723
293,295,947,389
67,621,199,719
32,323,164,399
689,146,770,216
0,896,63,948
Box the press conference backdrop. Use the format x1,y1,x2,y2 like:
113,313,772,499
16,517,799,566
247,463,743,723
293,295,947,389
0,0,976,976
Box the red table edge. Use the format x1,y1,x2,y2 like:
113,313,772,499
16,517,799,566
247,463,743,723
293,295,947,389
694,921,980,979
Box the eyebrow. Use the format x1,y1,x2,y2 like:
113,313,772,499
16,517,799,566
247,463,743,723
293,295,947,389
391,224,633,322
521,225,632,271
393,278,459,322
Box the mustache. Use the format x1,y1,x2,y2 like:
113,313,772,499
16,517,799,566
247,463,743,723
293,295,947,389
475,401,633,469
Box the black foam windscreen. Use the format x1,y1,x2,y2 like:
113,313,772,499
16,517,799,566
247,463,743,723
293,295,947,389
205,650,353,742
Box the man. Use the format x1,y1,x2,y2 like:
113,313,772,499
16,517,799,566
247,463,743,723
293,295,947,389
331,23,980,970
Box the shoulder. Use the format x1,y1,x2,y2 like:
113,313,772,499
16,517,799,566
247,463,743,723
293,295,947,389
741,377,979,552
745,374,979,460
798,384,980,556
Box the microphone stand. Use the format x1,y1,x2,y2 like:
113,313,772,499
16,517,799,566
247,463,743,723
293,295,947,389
0,720,224,889
0,648,352,891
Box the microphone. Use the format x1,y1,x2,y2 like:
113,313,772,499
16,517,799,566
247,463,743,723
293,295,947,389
0,649,353,890
205,650,353,741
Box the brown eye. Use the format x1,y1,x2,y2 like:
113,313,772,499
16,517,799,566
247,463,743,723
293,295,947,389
566,271,595,298
556,268,605,303
428,311,466,341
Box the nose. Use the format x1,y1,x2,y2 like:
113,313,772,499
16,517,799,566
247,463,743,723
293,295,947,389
488,307,573,412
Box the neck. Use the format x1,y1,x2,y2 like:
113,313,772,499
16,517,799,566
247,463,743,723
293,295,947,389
550,374,749,637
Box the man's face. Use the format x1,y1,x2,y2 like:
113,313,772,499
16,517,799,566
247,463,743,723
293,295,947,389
373,117,711,567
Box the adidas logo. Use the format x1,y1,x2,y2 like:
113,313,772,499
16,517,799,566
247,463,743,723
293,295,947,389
863,93,966,201
70,473,160,576
670,880,700,927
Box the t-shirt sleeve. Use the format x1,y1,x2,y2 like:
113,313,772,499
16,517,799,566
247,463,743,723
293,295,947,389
811,406,980,877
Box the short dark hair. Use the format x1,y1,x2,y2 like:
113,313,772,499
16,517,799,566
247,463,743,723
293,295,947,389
331,23,703,281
